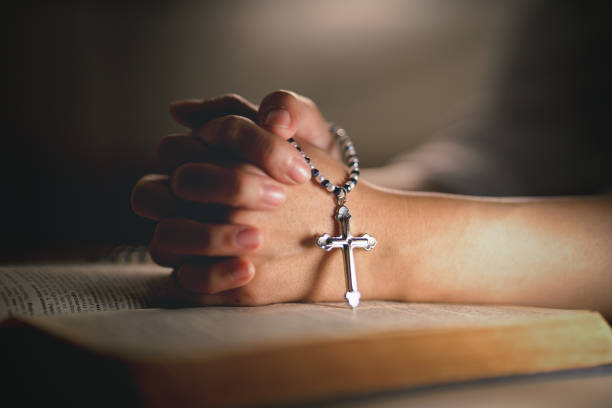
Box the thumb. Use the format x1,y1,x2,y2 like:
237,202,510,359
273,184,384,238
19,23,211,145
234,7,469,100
257,90,332,152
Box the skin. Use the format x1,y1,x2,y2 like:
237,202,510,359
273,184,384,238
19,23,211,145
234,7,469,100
131,91,612,317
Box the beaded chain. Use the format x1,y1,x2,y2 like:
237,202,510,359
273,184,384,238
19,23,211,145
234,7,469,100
288,124,374,308
287,124,360,203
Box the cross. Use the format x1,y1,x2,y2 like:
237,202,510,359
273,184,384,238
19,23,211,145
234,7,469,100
316,205,377,308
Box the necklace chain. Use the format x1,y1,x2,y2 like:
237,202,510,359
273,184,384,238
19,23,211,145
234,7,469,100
287,124,360,205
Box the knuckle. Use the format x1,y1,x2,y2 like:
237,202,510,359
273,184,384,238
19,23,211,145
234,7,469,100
153,219,173,248
131,174,170,216
171,163,210,199
224,171,248,206
172,163,247,207
176,263,211,294
189,268,217,295
218,115,247,139
233,162,264,176
222,227,238,249
253,137,280,169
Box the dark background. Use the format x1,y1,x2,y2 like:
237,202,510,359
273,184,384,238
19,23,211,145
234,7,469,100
4,1,611,261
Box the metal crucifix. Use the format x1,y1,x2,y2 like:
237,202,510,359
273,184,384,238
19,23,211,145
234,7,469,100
316,205,377,308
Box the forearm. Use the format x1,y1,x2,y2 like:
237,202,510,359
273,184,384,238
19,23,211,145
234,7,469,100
367,189,612,315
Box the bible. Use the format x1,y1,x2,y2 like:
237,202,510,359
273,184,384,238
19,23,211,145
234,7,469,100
2,263,612,408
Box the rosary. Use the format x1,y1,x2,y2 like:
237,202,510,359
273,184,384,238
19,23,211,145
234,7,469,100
288,125,377,308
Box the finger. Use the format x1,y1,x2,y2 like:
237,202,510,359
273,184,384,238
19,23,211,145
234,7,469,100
148,239,189,268
176,258,255,295
131,173,236,222
153,218,262,256
155,134,212,172
131,174,177,220
195,115,312,184
170,94,258,129
258,89,333,153
162,269,231,306
257,90,302,140
155,134,266,177
171,162,286,209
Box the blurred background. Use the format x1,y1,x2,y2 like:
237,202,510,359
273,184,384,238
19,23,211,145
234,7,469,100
4,0,611,261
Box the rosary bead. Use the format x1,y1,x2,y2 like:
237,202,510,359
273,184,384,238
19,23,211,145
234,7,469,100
288,125,359,200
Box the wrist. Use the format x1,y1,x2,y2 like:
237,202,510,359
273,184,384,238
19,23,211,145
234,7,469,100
357,187,472,303
351,183,423,302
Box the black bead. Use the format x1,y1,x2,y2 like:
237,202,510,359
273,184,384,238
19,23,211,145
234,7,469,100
322,180,330,187
351,169,360,175
349,177,358,184
296,146,302,152
347,153,357,159
333,187,341,195
288,138,295,143
305,157,310,163
311,168,319,177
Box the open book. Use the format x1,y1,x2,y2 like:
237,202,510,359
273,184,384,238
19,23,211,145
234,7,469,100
2,263,612,407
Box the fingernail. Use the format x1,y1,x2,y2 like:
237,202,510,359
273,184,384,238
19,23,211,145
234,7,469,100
229,261,254,282
288,157,311,184
236,228,262,249
262,183,286,206
264,109,291,128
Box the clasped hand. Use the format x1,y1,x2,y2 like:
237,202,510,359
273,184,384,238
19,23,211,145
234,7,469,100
131,91,379,305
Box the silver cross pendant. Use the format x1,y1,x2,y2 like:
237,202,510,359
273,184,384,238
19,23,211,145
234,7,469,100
316,205,377,308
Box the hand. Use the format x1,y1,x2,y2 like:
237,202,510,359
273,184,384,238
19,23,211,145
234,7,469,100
132,90,329,265
158,90,338,176
133,135,386,305
131,91,380,305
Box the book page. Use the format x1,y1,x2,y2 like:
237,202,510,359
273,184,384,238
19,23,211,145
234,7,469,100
18,300,587,360
0,264,170,320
